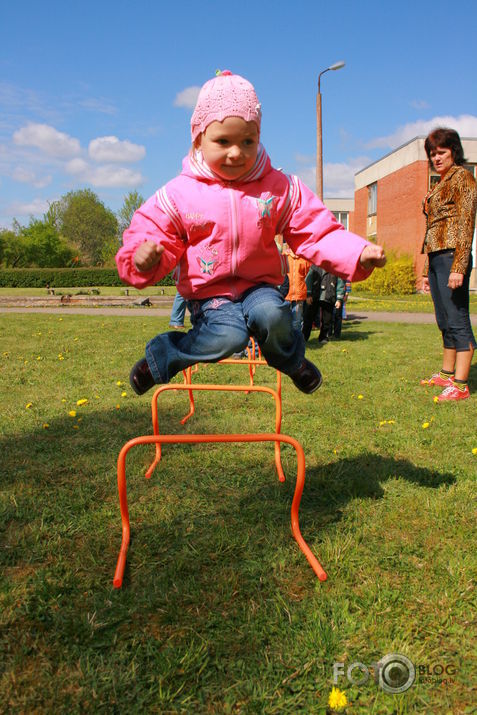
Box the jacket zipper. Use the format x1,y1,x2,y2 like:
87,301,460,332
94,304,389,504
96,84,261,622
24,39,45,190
229,187,239,280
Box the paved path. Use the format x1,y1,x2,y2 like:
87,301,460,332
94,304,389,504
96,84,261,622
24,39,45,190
2,305,477,324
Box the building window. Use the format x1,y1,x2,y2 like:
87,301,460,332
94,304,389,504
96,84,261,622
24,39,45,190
367,182,377,215
332,211,348,230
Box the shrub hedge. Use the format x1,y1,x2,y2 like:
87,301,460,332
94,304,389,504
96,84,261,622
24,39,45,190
0,267,175,288
353,253,416,295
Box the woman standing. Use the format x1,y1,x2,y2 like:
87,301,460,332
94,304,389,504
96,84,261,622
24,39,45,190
421,128,477,401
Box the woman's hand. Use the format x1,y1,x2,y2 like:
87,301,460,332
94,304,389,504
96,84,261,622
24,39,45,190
448,272,464,290
133,241,164,272
359,244,386,269
421,276,430,293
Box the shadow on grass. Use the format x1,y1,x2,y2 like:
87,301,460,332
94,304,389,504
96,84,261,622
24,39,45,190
1,404,456,587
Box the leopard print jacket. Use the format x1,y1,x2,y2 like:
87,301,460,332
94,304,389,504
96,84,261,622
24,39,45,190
422,165,477,276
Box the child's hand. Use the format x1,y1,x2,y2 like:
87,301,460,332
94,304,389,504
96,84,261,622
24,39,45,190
359,244,386,269
133,241,164,272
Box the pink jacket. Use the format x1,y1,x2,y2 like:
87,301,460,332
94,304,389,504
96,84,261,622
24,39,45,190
116,145,372,299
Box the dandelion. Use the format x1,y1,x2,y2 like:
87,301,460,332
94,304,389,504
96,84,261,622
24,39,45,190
25,402,33,409
472,448,477,455
328,686,348,711
58,318,63,321
358,394,363,400
433,396,439,403
116,404,120,409
116,381,124,386
422,421,430,429
58,354,64,360
36,356,42,361
76,398,88,406
95,394,100,399
121,391,127,397
61,398,67,403
68,410,77,417
42,423,49,429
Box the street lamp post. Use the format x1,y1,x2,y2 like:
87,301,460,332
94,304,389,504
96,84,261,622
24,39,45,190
316,61,345,200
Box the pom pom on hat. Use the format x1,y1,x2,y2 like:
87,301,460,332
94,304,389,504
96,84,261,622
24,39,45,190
190,70,261,142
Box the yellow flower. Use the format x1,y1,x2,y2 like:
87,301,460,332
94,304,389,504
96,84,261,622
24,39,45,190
116,404,120,409
422,422,430,429
433,396,439,403
25,402,33,409
36,356,42,361
73,425,79,430
61,398,67,403
58,318,63,321
472,448,477,455
76,398,88,406
357,394,364,400
116,381,123,386
121,391,127,397
68,410,77,417
58,354,64,360
42,423,49,429
328,686,348,711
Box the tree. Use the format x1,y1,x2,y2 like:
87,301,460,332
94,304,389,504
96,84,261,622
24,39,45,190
117,190,145,242
0,218,76,268
52,189,118,266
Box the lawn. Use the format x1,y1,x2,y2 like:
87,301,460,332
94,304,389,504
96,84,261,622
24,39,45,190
1,313,476,714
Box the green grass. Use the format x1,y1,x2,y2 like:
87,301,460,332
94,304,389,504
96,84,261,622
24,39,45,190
1,314,476,714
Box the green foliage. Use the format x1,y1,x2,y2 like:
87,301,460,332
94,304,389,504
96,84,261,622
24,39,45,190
0,267,175,287
0,218,75,268
354,252,416,295
50,189,118,266
117,190,145,241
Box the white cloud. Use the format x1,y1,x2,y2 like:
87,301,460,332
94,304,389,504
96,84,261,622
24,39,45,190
367,114,477,150
65,158,90,175
410,99,430,110
174,86,200,109
296,155,370,197
87,165,144,188
12,166,52,188
65,158,144,187
8,197,51,217
78,97,117,115
13,123,81,158
88,136,145,163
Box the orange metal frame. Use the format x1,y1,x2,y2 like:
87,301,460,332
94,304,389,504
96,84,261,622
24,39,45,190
146,383,285,482
113,432,327,589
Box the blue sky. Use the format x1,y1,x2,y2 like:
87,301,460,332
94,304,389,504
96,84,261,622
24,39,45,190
1,0,477,229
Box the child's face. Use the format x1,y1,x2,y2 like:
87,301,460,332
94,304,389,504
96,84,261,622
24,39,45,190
196,117,259,181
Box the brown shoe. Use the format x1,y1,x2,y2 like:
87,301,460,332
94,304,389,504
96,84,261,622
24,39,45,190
129,357,156,395
290,359,323,394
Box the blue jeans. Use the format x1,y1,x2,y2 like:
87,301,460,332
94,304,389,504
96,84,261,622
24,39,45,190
428,250,476,351
145,285,305,383
169,292,187,327
288,300,304,331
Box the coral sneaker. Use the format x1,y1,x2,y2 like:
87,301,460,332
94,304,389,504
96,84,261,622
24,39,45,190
420,372,454,387
437,384,470,402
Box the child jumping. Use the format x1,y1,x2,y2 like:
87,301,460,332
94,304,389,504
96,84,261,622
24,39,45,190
116,70,385,395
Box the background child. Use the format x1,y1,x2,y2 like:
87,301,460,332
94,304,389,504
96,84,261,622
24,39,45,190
116,70,385,396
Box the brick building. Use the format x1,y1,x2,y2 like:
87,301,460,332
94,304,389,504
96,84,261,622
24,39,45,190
352,136,477,289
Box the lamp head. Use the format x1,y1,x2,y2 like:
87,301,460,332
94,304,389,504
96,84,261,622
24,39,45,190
329,61,345,71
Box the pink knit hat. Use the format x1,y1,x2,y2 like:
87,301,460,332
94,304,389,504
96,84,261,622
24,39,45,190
190,70,262,142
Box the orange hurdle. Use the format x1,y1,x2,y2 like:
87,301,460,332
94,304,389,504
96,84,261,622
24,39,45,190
178,339,282,425
146,383,285,482
113,432,327,589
